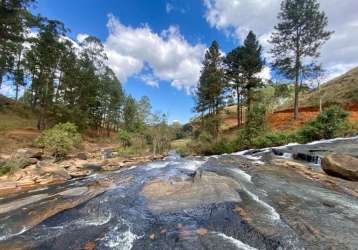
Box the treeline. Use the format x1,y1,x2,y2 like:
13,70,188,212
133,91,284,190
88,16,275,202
0,0,140,134
180,0,352,156
194,0,332,138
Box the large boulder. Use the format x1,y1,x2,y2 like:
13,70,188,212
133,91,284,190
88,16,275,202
321,154,358,181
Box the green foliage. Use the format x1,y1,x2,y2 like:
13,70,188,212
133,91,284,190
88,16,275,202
212,138,237,155
270,0,332,119
188,131,215,155
251,132,297,148
243,105,266,143
297,105,348,143
117,129,132,147
36,122,81,157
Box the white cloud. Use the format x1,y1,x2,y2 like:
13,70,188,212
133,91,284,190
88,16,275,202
204,0,358,81
104,15,206,92
76,33,89,43
139,74,159,87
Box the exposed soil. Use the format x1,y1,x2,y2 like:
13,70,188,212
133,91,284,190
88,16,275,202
267,103,358,131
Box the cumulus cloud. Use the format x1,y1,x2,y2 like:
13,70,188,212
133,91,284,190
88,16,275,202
204,0,358,81
104,15,206,92
76,33,89,43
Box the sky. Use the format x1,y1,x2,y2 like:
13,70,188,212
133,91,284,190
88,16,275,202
2,0,358,123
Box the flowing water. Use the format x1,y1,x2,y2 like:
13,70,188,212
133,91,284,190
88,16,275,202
0,138,358,249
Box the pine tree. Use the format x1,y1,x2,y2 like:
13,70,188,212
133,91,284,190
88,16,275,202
225,46,245,127
194,41,225,137
0,0,38,88
270,0,332,119
240,31,264,112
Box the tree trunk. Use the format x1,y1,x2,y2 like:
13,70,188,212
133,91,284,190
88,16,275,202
15,83,19,101
318,80,322,113
294,34,300,120
236,85,240,127
294,72,300,120
247,88,252,113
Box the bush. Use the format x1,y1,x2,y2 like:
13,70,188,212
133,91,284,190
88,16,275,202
297,105,348,143
251,132,297,148
188,131,215,155
118,129,132,147
212,138,237,155
36,122,81,158
243,105,266,143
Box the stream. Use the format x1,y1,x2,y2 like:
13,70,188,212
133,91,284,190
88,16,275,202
0,137,358,249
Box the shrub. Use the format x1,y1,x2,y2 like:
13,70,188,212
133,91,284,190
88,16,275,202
0,157,34,176
212,138,237,155
188,131,215,155
118,129,132,147
251,132,297,148
297,105,348,143
243,105,266,143
36,122,81,158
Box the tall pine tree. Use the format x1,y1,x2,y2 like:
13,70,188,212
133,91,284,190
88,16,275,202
240,31,264,112
270,0,332,119
194,41,225,136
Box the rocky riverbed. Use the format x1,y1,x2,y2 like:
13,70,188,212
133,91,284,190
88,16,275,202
0,137,357,249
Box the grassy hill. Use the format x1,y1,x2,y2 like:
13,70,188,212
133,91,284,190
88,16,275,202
0,95,39,154
279,66,358,111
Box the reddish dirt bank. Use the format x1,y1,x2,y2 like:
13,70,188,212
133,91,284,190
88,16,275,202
267,103,358,131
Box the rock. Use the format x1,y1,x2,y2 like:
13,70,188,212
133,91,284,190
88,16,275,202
66,166,92,178
100,148,113,160
41,164,71,180
76,152,89,160
321,154,358,181
82,162,103,171
15,148,43,159
83,241,96,250
0,181,17,193
196,227,208,236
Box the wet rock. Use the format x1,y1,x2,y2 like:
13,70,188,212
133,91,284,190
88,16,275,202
149,233,156,240
322,154,358,181
83,241,96,250
293,151,320,164
196,227,209,236
15,148,43,159
140,170,241,213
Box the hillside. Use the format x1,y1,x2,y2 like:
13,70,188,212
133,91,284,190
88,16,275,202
205,67,358,135
279,66,358,110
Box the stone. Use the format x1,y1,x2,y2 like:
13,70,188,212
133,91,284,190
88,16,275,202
100,148,113,160
82,162,103,171
15,148,43,159
321,154,358,181
67,167,92,178
196,227,208,236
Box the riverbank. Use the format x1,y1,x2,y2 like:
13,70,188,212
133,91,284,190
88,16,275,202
0,147,164,196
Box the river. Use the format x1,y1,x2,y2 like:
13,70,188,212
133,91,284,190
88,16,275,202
0,137,358,249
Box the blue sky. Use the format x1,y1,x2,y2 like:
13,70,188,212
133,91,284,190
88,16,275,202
30,0,238,124
2,0,357,123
